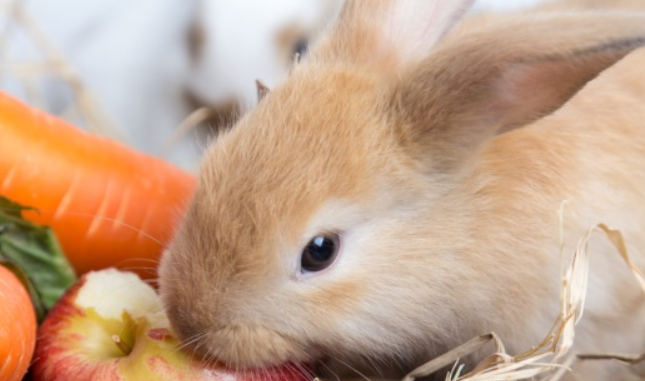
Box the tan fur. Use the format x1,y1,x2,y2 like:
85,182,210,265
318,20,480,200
159,1,645,379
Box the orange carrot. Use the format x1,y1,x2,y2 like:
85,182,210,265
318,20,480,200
0,264,37,381
0,91,196,279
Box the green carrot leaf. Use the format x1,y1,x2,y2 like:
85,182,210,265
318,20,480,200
0,196,76,321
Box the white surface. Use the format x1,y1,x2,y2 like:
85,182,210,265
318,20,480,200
2,0,199,169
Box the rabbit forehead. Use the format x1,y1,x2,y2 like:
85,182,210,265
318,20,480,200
198,66,397,237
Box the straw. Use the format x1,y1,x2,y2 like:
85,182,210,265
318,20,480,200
399,219,645,381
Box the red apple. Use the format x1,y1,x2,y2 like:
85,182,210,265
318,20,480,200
32,269,312,381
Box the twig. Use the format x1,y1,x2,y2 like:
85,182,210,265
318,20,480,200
402,334,497,381
159,106,214,158
577,353,645,365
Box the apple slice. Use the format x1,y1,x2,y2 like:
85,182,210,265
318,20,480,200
32,269,312,381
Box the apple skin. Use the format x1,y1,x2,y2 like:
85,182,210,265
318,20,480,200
32,269,312,381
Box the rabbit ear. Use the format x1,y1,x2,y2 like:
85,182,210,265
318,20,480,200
312,0,475,68
392,12,645,171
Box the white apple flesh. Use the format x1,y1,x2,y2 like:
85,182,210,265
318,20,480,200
32,269,312,381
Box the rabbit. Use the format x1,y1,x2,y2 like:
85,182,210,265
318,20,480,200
158,0,645,379
186,0,345,112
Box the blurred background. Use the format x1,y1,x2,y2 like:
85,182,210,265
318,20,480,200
0,0,552,172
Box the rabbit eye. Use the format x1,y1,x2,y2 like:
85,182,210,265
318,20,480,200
301,234,339,272
293,37,309,58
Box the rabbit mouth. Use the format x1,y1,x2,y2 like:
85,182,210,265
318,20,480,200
188,323,316,369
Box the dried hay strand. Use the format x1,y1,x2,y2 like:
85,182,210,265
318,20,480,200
0,0,125,141
317,216,645,381
159,106,215,158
